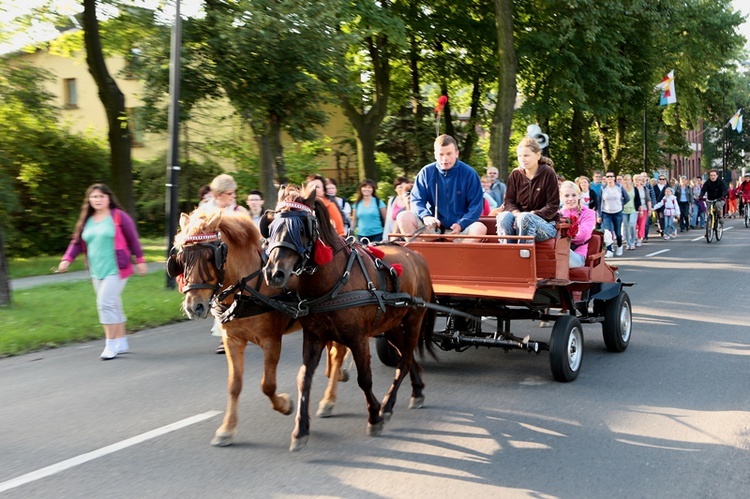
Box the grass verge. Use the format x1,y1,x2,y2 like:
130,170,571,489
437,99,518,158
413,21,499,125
0,271,186,357
8,237,168,279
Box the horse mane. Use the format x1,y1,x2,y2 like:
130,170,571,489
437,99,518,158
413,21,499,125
175,209,262,251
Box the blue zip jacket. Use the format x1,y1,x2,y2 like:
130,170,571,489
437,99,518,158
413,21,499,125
410,160,484,230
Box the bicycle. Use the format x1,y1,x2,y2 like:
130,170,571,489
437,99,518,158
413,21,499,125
705,199,724,243
744,198,750,228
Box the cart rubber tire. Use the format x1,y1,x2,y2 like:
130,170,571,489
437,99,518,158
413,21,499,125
716,220,724,241
376,336,401,367
549,315,583,382
602,290,632,352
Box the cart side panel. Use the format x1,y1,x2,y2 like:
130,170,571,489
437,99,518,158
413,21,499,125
406,240,538,300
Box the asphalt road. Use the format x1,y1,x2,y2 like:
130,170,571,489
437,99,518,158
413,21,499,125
1,222,749,498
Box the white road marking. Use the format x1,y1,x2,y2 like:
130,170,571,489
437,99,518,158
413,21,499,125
691,225,733,241
0,410,222,494
645,249,670,257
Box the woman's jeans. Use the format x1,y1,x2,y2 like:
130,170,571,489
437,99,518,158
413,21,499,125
622,212,637,248
496,212,556,243
691,203,705,228
601,211,623,249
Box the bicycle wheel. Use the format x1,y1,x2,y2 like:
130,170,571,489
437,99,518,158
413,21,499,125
716,217,724,241
706,211,714,243
745,206,749,228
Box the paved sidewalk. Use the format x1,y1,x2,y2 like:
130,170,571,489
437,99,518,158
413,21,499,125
10,261,167,291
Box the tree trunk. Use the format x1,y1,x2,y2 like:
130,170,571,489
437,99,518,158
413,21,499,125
339,34,391,182
571,105,586,176
270,114,285,191
461,75,482,165
488,0,517,181
0,225,9,307
595,118,612,170
256,133,276,202
82,0,134,215
409,33,424,171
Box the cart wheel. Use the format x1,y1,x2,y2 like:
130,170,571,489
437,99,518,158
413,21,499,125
549,315,583,382
375,336,401,367
602,290,632,352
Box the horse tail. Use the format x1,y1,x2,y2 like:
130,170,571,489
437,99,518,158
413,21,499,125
417,290,438,361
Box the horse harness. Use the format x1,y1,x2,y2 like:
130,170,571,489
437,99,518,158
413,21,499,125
166,231,295,323
167,233,228,294
256,201,428,321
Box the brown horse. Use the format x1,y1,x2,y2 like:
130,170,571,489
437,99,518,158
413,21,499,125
168,210,349,446
261,186,436,451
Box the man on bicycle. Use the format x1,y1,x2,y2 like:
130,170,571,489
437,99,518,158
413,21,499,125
699,169,728,218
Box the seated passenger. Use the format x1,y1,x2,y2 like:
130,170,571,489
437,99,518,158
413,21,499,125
397,134,487,242
496,137,559,243
559,181,596,268
480,175,499,214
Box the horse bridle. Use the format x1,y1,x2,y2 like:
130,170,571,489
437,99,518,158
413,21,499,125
265,202,318,275
167,232,228,295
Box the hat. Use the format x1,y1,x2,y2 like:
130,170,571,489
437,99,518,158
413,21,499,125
744,172,750,177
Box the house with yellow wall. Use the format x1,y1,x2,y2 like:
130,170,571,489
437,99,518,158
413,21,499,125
14,47,358,185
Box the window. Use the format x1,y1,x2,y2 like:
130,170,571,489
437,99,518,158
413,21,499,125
127,107,145,147
63,78,77,108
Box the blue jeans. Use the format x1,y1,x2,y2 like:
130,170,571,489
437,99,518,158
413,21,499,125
663,215,676,236
622,212,637,248
691,203,706,228
601,211,623,250
496,212,556,243
569,250,585,268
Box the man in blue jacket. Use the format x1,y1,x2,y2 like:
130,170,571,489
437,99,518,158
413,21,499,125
397,134,486,242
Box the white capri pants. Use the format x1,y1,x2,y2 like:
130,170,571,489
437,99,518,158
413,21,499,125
92,275,128,324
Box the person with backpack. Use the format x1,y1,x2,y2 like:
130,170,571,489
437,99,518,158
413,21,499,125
351,179,386,243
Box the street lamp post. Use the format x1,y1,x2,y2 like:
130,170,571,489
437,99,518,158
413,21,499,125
165,0,182,289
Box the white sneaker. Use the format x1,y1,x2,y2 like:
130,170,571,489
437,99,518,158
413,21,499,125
605,250,614,258
100,344,117,360
115,337,129,354
615,245,623,256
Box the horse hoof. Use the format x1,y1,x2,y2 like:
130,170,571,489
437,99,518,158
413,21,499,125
367,421,384,437
290,436,308,452
316,401,335,418
280,393,294,416
339,368,350,383
380,410,393,423
211,432,234,447
409,396,424,409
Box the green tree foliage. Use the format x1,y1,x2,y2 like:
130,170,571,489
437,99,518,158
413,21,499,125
513,0,744,176
132,0,348,199
0,60,110,257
